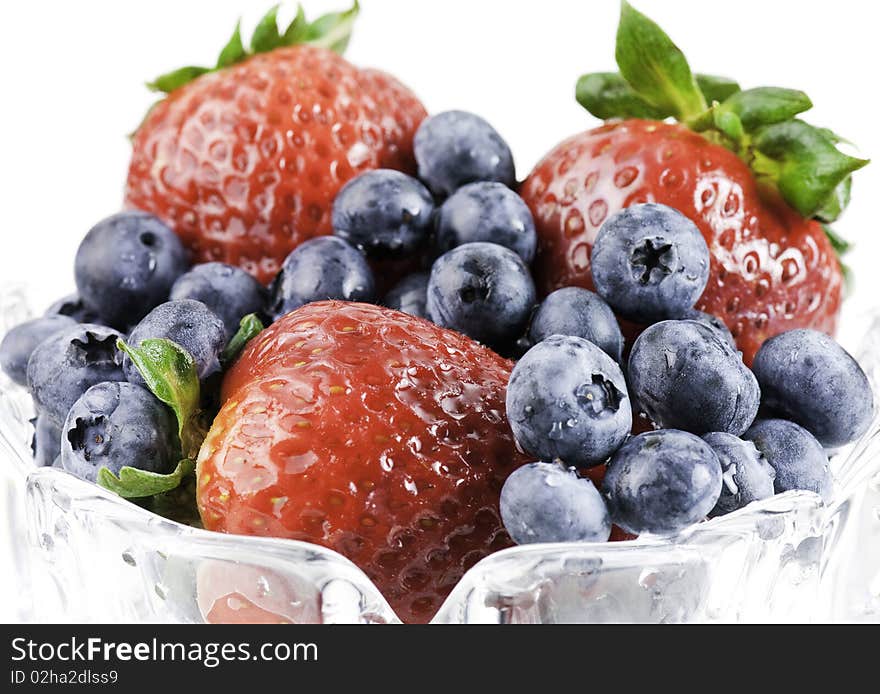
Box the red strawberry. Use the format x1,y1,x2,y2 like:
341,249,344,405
521,3,867,364
125,4,426,285
197,301,529,623
523,119,844,363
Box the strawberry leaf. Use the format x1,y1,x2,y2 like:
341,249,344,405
717,87,812,131
97,459,195,500
139,2,359,112
576,73,669,120
575,2,868,236
822,224,852,255
305,0,359,53
217,20,246,68
695,74,741,104
615,1,706,120
576,72,741,122
751,119,869,218
282,4,309,45
147,66,210,93
116,338,204,459
816,127,853,147
816,177,853,224
251,4,283,53
221,313,265,364
713,109,745,142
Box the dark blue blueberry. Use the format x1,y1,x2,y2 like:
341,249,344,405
752,329,874,447
332,169,434,258
31,413,62,467
383,272,429,318
45,293,101,324
500,462,611,544
500,335,534,361
528,287,624,363
414,111,516,197
506,335,632,467
26,324,125,424
680,308,736,349
590,203,710,324
628,320,760,436
269,236,376,320
603,429,723,535
435,182,536,263
74,211,189,329
0,315,76,386
427,242,535,348
701,432,776,517
743,419,832,501
60,381,179,484
123,300,227,386
170,262,266,336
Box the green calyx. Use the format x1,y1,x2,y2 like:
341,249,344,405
576,1,868,237
146,1,360,94
102,337,207,505
221,313,265,364
99,320,265,510
98,459,195,500
116,337,205,460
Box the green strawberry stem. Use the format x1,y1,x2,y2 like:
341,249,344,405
116,338,205,459
221,313,265,364
97,459,195,500
576,1,868,237
145,2,359,94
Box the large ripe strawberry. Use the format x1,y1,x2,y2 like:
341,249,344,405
196,301,529,623
521,3,867,364
125,4,427,284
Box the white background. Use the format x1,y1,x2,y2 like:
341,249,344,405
1,0,878,348
0,0,877,621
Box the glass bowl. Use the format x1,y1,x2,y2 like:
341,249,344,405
2,284,879,623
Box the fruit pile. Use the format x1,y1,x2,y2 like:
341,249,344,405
0,3,875,624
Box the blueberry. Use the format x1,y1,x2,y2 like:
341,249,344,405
590,203,710,324
701,432,775,517
435,182,536,263
170,262,266,336
332,169,434,258
427,242,535,347
752,329,874,447
603,430,723,535
628,320,760,436
26,324,125,424
31,413,62,467
75,211,189,329
269,236,376,320
680,308,736,349
500,462,611,544
123,300,227,386
45,293,101,324
528,287,624,363
501,335,534,361
60,381,179,484
0,315,76,386
506,335,632,468
414,111,516,197
743,419,832,501
384,272,429,318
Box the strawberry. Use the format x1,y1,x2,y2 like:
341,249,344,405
125,4,427,285
521,3,867,364
196,301,529,623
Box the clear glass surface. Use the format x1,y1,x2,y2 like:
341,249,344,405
2,283,878,623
